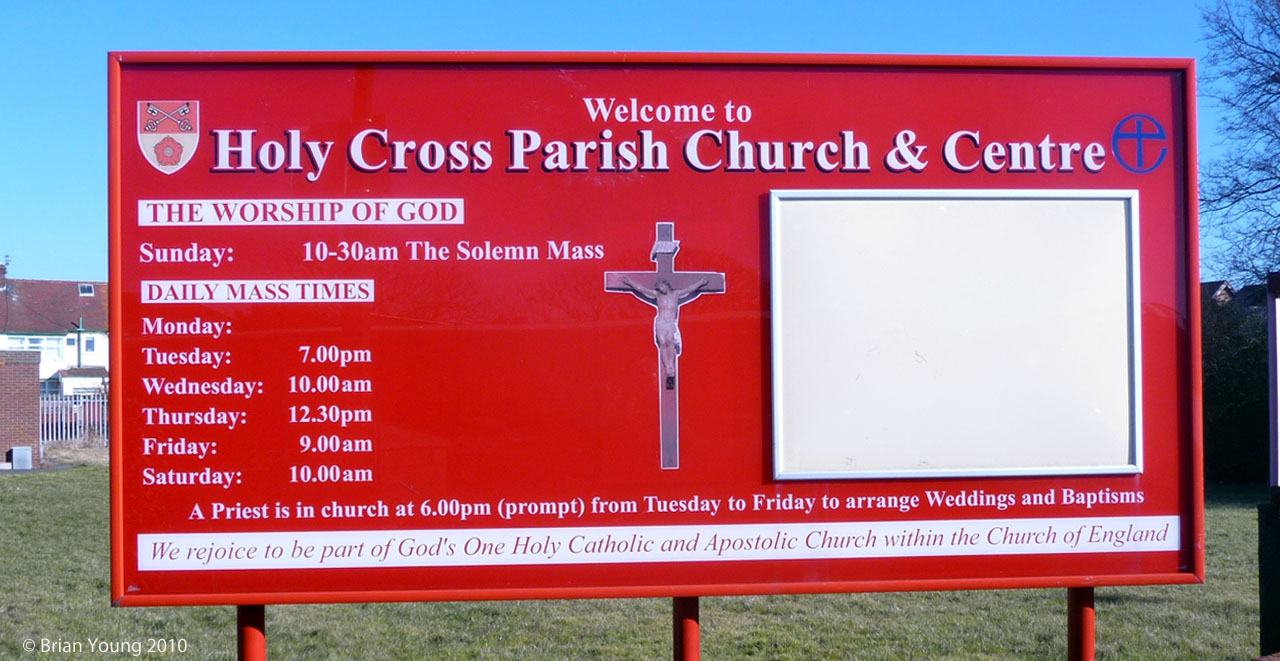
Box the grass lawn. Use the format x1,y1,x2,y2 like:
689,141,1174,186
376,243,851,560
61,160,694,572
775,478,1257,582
0,465,1262,659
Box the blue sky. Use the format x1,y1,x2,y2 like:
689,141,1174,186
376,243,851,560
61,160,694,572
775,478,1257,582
0,1,1216,282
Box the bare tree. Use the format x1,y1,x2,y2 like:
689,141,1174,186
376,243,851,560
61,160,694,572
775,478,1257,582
1202,0,1280,280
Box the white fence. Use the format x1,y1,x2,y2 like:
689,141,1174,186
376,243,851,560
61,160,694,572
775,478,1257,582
39,394,109,449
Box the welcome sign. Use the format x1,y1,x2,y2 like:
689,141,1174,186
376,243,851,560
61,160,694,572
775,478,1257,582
109,53,1200,605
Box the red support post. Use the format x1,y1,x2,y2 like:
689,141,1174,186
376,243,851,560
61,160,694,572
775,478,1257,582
672,596,700,661
1067,587,1095,661
237,605,266,661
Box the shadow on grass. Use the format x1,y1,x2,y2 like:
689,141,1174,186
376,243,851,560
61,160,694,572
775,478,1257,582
1207,482,1269,507
1095,591,1180,606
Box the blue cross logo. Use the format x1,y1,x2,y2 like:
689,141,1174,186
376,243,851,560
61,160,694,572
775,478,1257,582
1112,114,1168,174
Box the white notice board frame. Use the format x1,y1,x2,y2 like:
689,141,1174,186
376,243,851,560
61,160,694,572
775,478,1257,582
1269,273,1280,489
770,189,1143,480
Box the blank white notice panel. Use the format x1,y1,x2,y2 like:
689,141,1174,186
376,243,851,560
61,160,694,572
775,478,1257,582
770,190,1142,479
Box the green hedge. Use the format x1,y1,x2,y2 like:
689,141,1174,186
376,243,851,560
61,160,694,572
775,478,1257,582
1202,298,1269,483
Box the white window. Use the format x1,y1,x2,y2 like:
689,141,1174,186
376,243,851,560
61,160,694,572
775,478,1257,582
5,336,62,358
78,284,95,296
85,337,96,352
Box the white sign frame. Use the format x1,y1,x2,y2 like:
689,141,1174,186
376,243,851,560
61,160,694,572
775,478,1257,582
1269,273,1280,489
770,189,1143,480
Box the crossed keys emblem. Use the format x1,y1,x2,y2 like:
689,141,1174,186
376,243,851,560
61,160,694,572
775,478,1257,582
137,100,199,173
143,102,193,132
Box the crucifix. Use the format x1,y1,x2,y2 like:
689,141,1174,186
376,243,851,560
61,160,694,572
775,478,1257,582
605,222,726,469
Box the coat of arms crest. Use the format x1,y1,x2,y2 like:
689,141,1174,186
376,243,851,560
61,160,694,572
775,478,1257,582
137,101,199,174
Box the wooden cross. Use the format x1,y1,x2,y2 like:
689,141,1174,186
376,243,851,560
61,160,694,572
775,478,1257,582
605,222,726,469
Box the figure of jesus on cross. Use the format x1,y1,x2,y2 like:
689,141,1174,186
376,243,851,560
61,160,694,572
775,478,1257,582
605,222,726,469
621,276,710,391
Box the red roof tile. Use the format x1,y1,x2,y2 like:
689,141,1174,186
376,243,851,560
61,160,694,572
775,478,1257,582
58,366,109,378
1,276,107,334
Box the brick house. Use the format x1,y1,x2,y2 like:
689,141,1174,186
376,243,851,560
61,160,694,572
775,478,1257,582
0,265,108,393
1201,280,1234,306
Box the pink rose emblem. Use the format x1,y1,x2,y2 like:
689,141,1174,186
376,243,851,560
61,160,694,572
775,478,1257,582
154,137,183,166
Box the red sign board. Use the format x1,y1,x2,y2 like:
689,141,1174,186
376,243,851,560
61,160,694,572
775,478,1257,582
110,53,1201,606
